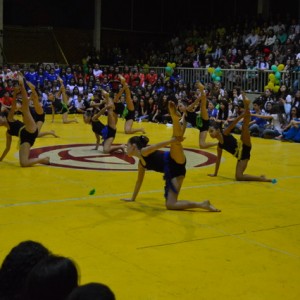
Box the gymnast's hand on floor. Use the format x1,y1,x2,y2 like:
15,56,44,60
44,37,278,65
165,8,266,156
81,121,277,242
121,198,135,202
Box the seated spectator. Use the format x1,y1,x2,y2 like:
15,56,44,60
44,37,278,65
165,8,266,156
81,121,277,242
251,103,286,139
249,98,268,137
245,60,258,92
292,60,300,93
226,102,239,128
277,28,288,45
292,89,300,108
207,99,218,120
0,240,50,300
23,254,79,300
0,91,13,113
245,29,259,53
24,64,38,86
276,106,300,141
264,29,277,51
66,282,115,300
145,68,158,86
276,84,293,122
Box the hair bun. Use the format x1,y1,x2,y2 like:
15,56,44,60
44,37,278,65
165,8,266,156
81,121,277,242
140,135,149,147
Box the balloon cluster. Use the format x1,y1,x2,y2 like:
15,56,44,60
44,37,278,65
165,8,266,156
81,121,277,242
265,64,285,93
165,62,176,76
207,67,223,82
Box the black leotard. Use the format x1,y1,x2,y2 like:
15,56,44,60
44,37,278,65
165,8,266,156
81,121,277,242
141,150,186,199
218,132,251,160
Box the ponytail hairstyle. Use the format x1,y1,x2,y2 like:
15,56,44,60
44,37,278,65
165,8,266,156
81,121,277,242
128,135,149,149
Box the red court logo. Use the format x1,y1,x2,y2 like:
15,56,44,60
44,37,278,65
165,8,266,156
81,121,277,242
29,144,217,171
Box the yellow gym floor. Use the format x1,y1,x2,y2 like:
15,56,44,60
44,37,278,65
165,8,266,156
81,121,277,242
0,114,299,300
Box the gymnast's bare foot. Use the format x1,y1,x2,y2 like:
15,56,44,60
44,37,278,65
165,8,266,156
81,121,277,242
168,101,181,119
118,74,126,85
41,157,50,165
101,89,109,99
52,130,59,138
260,175,273,182
201,200,221,212
241,92,251,110
195,81,204,92
119,144,126,153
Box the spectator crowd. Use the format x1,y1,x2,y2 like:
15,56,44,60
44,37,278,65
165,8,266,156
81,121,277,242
1,16,300,142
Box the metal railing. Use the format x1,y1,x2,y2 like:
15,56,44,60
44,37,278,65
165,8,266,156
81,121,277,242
149,67,300,94
96,65,300,94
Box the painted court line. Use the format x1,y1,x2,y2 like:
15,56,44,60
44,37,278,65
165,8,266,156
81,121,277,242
137,224,300,259
0,181,238,208
0,175,298,208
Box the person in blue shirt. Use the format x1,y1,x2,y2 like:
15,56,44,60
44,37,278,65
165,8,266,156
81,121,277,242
25,64,38,86
249,98,268,137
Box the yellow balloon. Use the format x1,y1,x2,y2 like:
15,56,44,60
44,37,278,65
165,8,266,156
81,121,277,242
273,85,280,93
267,81,274,89
268,73,275,80
277,64,285,71
208,67,215,74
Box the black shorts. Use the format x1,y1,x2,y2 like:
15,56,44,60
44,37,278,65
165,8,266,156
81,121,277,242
168,155,186,178
106,125,116,139
163,152,186,200
114,102,125,116
33,112,45,123
198,119,209,131
20,128,38,146
125,109,135,121
238,143,251,161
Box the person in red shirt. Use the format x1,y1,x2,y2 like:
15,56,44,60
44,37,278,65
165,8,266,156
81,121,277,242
121,65,131,85
0,91,13,113
129,66,142,88
145,69,158,86
109,66,121,92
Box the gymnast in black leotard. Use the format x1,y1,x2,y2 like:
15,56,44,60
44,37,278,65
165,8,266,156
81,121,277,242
178,81,217,149
83,89,125,154
208,92,275,182
48,76,78,124
118,75,145,135
0,73,50,167
122,100,220,212
27,81,58,138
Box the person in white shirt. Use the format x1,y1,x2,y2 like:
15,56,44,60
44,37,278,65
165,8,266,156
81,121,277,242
251,103,286,139
245,29,259,52
92,64,103,78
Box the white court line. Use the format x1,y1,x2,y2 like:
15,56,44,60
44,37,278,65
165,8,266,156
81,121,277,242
0,181,238,208
1,175,299,209
1,177,299,259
